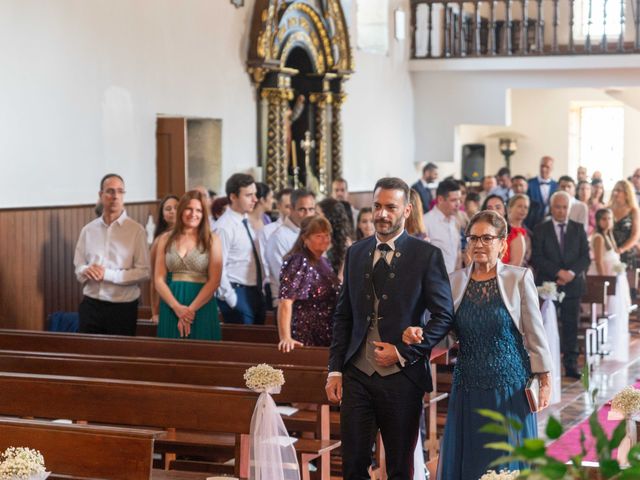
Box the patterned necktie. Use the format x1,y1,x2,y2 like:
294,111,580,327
242,218,263,291
373,243,392,298
558,223,566,253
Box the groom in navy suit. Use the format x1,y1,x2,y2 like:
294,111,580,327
326,177,455,480
526,156,558,229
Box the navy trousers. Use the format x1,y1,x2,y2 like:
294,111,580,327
218,284,265,325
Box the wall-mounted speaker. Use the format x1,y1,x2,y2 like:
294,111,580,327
461,144,485,182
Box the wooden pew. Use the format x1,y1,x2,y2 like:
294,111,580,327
0,353,339,478
0,372,259,479
0,417,166,480
0,329,328,366
136,321,280,344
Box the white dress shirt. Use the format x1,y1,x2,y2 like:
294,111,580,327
213,208,260,308
424,206,460,274
538,176,552,206
73,211,150,303
257,217,283,288
569,198,589,233
265,217,300,306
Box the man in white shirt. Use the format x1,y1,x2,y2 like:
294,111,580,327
558,175,589,233
265,189,316,307
74,173,150,335
491,167,513,202
331,178,359,229
214,173,264,324
257,188,292,308
478,175,497,205
423,179,462,273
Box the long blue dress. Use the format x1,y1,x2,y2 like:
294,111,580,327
438,277,536,480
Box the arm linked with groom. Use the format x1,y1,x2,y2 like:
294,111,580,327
326,177,455,480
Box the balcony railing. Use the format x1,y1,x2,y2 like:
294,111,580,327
410,0,640,58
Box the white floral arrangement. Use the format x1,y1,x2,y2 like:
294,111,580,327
611,386,640,418
479,470,520,480
244,363,285,393
537,281,565,303
0,447,49,480
613,262,627,274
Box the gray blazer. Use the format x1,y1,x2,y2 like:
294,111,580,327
449,261,553,374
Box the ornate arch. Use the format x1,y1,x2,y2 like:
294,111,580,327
248,0,353,193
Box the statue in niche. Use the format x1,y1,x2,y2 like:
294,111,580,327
285,93,319,190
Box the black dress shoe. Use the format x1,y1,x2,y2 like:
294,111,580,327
564,368,582,379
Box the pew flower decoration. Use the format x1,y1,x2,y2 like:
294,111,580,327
611,386,640,418
537,281,565,303
613,262,628,274
0,447,49,480
479,470,520,480
244,363,285,394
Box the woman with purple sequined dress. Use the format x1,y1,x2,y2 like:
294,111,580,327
277,216,341,351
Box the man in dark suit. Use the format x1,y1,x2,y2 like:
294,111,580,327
326,177,455,480
531,190,590,379
527,156,558,228
411,162,438,213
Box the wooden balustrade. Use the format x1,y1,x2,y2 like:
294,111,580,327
411,0,640,58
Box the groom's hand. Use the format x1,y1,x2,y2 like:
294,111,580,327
372,341,399,367
325,376,342,404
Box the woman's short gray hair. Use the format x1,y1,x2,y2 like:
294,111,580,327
465,210,508,238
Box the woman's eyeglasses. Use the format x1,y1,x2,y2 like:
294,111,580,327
466,234,503,245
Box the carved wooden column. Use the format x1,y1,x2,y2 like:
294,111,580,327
331,92,346,182
310,91,332,196
261,87,292,191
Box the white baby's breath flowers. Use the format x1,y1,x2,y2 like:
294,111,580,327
537,281,565,303
611,386,640,418
0,447,47,480
479,470,520,480
613,262,628,274
244,363,285,393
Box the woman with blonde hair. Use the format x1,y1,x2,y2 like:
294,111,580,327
277,216,341,351
155,190,223,339
406,188,428,240
609,179,640,271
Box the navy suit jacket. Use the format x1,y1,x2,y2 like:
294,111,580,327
531,219,590,298
527,177,557,227
411,180,432,214
329,231,455,392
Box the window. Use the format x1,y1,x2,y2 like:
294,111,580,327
569,104,624,189
574,0,625,39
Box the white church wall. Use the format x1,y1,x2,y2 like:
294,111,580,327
0,0,257,208
341,0,418,193
413,68,640,182
0,0,416,208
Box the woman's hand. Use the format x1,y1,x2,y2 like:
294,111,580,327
177,318,191,338
402,326,424,345
173,304,195,323
151,314,159,324
278,337,303,353
538,373,552,411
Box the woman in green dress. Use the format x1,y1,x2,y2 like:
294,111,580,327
154,190,223,340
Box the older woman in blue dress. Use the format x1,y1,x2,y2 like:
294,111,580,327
403,210,552,480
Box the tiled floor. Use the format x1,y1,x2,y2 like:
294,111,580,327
538,336,640,436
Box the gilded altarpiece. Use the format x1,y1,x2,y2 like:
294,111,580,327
248,0,354,194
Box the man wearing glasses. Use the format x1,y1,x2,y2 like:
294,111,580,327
265,188,316,308
73,173,150,335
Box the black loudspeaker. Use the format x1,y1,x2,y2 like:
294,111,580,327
461,144,485,182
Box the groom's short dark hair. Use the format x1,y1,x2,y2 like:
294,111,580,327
373,177,410,204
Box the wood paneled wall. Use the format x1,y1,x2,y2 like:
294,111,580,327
0,202,158,330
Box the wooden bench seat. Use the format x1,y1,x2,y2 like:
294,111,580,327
136,320,280,344
0,329,328,366
0,417,160,480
